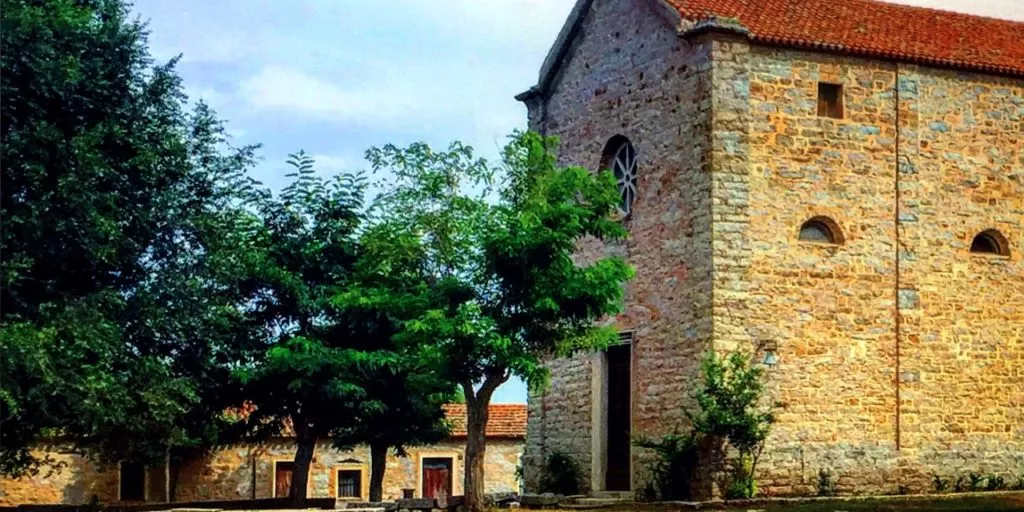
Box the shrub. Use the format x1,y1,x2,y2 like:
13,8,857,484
954,475,966,493
968,472,984,492
1012,471,1024,491
636,481,659,502
634,431,700,500
636,351,775,501
724,456,757,500
931,474,950,493
817,469,837,497
689,351,775,500
538,451,581,496
896,484,911,495
984,474,1006,491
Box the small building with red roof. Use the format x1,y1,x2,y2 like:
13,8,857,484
0,404,526,505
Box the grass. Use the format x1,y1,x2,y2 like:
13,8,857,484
721,494,1024,511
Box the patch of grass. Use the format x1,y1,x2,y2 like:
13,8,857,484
718,494,1024,511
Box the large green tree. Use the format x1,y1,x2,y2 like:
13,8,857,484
358,133,634,511
1,0,261,480
236,152,384,505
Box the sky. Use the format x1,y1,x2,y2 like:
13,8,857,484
129,0,1023,404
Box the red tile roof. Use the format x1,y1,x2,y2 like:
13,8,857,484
665,0,1024,76
443,404,527,439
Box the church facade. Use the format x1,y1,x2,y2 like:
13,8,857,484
516,0,1023,496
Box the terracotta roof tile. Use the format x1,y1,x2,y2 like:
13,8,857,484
443,404,527,438
665,0,1024,76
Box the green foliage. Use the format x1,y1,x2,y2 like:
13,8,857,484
724,457,757,500
350,131,633,508
1013,471,1024,491
984,474,1006,492
932,474,950,493
634,431,700,500
1,0,260,476
968,472,984,492
954,475,967,493
538,451,581,496
636,351,774,501
692,351,774,499
818,469,837,497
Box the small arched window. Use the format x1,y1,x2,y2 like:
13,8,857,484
601,136,638,216
798,216,842,245
970,229,1009,256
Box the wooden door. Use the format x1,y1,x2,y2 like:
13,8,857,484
275,461,294,498
421,457,453,500
606,343,631,491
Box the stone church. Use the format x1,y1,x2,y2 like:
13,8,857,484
516,0,1023,497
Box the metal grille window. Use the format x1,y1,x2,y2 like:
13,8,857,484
337,469,362,498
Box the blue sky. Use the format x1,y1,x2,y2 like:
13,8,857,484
128,0,1020,403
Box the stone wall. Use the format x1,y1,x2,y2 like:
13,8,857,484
521,0,714,494
521,0,1022,498
0,439,523,505
716,39,1024,495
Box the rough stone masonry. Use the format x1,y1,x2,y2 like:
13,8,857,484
516,0,1023,497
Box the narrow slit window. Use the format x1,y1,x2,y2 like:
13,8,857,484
817,83,843,119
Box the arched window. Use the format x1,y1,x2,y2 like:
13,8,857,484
601,136,638,216
970,229,1009,256
798,216,842,244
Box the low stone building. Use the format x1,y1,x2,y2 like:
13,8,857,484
516,0,1022,498
0,404,525,506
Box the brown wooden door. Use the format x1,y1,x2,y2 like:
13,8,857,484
275,461,294,498
606,343,631,491
421,457,453,500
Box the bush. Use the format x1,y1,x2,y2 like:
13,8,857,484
634,431,701,500
538,451,581,496
817,469,837,497
636,351,775,501
724,456,757,499
984,474,1007,491
932,474,950,493
1012,471,1024,491
968,472,984,492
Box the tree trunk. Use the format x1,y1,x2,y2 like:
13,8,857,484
369,441,388,502
290,434,317,506
463,372,507,512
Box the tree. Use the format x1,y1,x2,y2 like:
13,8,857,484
688,351,775,499
1,0,261,478
359,132,633,511
236,152,381,505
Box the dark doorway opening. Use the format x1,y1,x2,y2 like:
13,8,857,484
421,457,453,500
606,342,632,491
119,461,146,501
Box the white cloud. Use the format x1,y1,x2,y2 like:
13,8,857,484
309,154,356,172
239,65,423,125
